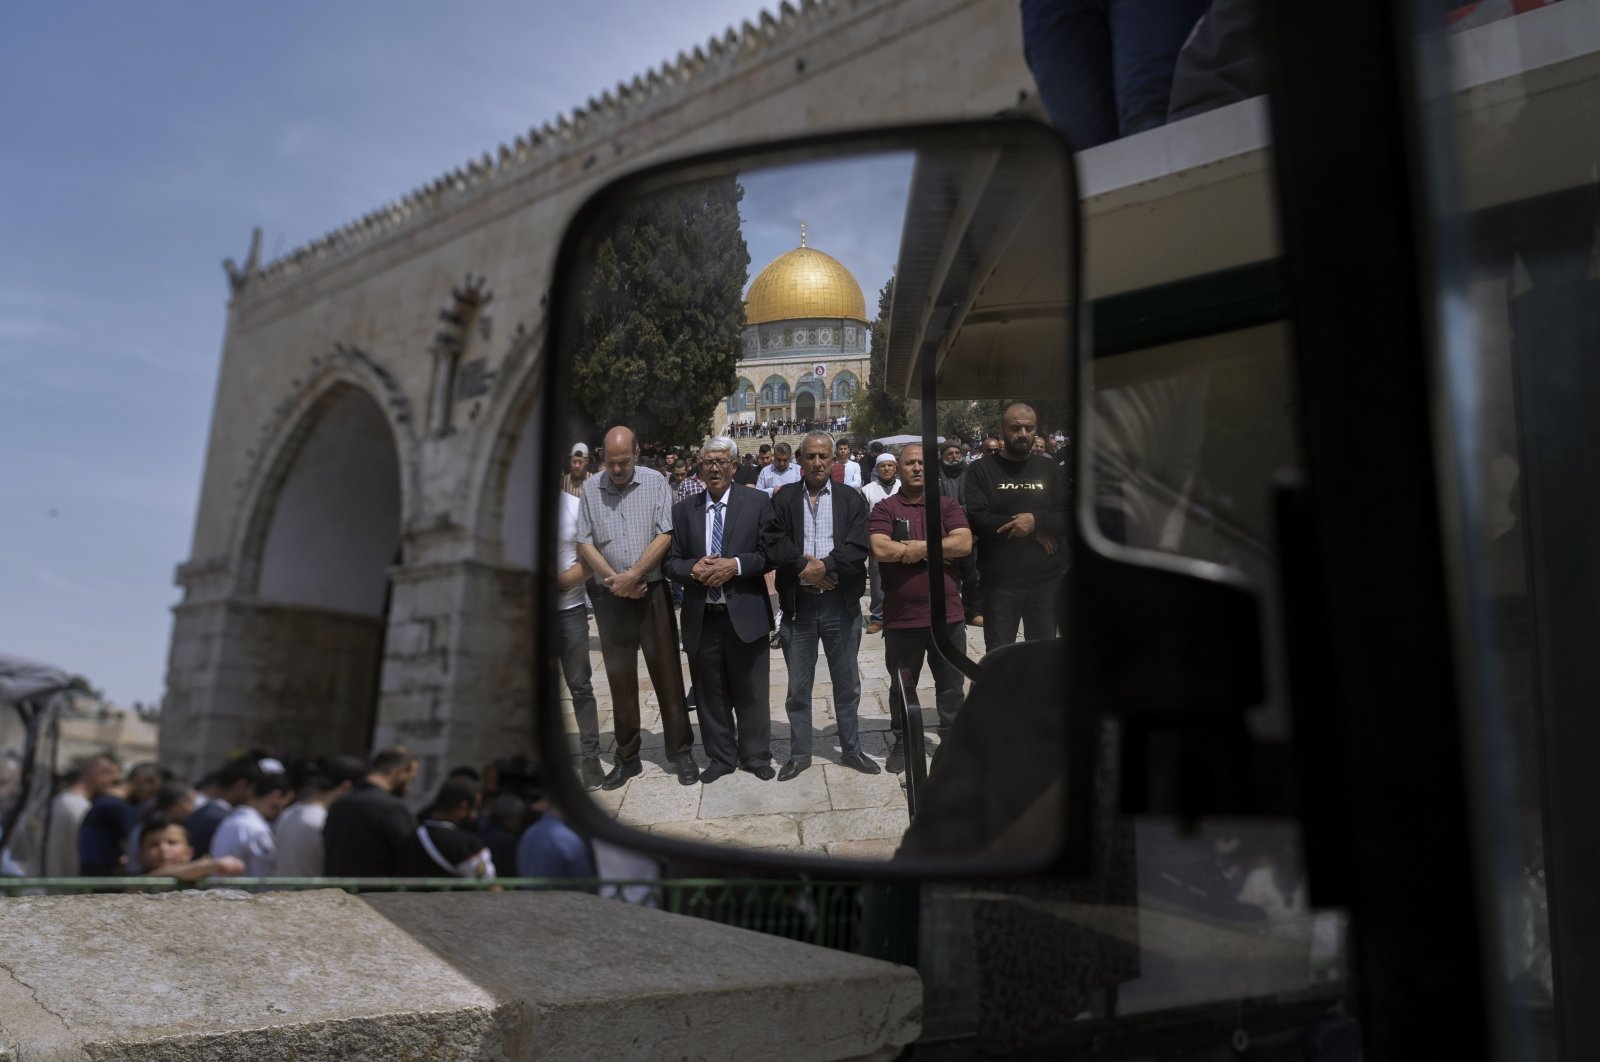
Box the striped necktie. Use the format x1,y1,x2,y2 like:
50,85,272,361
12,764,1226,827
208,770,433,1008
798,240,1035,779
708,501,725,604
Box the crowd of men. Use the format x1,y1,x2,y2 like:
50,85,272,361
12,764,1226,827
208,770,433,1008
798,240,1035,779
39,746,621,884
724,415,850,440
560,401,1070,789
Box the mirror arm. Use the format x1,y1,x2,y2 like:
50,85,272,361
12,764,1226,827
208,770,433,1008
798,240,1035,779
921,334,984,682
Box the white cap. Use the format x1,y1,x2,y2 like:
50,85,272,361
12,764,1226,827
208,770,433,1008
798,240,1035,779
875,453,897,467
572,442,589,457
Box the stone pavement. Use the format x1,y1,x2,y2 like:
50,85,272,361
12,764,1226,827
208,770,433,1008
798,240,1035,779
561,593,967,862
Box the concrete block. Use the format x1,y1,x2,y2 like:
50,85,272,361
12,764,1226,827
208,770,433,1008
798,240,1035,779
0,886,919,1060
367,891,922,1061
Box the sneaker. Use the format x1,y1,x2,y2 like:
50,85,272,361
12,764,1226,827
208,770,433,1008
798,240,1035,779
885,736,906,774
580,756,605,791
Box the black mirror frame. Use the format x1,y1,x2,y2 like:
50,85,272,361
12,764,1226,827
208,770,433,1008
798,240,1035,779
534,118,1083,880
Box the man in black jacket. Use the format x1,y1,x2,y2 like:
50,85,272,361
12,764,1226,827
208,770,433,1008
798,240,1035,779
324,746,419,876
664,437,776,783
763,431,881,780
965,403,1070,652
937,439,984,627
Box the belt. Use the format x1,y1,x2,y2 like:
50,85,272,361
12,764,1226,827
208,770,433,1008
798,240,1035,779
705,602,728,614
799,585,829,595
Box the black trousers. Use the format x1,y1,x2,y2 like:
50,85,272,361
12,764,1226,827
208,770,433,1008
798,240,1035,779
687,608,772,771
591,580,693,763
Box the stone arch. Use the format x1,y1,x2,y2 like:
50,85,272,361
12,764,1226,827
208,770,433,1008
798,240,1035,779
759,374,790,405
461,315,546,566
831,370,859,402
233,357,420,594
795,377,824,423
228,376,407,757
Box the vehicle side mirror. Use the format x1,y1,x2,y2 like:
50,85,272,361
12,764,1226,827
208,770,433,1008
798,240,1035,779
532,121,1084,878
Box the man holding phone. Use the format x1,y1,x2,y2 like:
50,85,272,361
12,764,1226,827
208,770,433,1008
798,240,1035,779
868,443,973,773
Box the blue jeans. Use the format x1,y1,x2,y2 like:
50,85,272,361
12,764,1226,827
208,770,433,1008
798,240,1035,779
981,576,1060,654
1020,0,1210,149
780,588,864,759
557,605,600,757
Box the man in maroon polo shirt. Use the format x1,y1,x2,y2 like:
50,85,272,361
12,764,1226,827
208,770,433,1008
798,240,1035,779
867,443,973,773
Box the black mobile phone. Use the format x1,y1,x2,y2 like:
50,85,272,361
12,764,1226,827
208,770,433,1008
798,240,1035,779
892,518,911,542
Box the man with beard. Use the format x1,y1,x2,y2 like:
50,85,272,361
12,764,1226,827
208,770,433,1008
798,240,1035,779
938,440,984,628
561,443,591,497
323,746,420,877
965,402,1069,651
861,452,900,635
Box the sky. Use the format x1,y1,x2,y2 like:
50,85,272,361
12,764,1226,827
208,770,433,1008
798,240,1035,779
740,153,914,318
0,1,792,708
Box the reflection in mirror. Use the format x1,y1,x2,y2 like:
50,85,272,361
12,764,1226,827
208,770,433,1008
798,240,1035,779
543,129,1077,868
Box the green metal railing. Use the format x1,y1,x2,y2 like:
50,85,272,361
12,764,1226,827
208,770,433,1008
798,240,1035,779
0,877,867,953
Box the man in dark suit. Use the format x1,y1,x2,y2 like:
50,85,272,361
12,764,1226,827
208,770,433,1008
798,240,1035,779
764,431,882,780
665,437,776,783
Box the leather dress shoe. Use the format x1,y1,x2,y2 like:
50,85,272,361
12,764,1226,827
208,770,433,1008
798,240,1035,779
777,758,812,782
840,750,882,775
600,758,642,790
699,762,735,784
675,754,701,785
580,756,606,791
740,763,776,781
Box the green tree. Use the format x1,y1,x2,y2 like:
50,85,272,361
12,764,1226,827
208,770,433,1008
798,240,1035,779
569,177,749,446
850,275,912,443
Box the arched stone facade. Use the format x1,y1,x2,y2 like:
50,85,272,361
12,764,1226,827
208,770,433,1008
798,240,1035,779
164,0,1034,793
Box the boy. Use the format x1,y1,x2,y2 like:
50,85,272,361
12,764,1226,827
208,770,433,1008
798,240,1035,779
138,815,244,883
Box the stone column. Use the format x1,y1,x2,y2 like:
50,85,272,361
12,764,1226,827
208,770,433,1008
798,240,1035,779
162,596,383,783
374,559,536,797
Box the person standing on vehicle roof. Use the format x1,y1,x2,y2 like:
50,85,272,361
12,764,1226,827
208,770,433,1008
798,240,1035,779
964,402,1069,652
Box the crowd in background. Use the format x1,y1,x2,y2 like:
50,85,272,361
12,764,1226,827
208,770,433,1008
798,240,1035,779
725,415,850,439
40,745,645,887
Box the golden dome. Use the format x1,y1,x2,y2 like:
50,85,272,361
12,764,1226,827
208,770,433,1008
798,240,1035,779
744,236,867,326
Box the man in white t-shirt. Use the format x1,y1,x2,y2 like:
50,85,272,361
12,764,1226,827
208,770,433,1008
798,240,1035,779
273,756,363,878
44,755,117,876
861,453,901,634
210,773,292,877
557,490,604,790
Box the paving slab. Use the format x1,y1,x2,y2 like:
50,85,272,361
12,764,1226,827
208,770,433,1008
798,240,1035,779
650,814,802,848
616,774,702,826
823,763,907,811
826,838,904,861
698,764,832,818
799,806,912,846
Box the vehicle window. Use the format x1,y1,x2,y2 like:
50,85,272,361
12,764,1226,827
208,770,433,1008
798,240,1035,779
1405,0,1593,1053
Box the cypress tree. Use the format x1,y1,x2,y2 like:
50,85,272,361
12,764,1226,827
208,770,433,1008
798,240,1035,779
569,176,749,445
